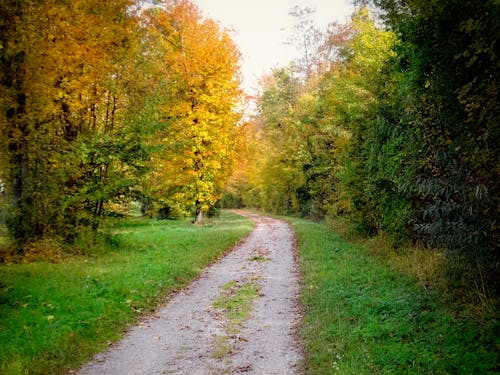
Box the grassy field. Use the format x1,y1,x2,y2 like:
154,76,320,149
0,211,253,375
289,217,498,374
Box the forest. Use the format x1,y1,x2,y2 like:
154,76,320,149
0,0,498,373
228,0,499,300
1,0,498,321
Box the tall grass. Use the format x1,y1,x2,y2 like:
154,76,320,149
290,217,499,374
0,211,253,375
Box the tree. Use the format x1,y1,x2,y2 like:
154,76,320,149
374,0,499,291
144,0,242,223
0,0,155,245
252,68,306,214
243,8,395,220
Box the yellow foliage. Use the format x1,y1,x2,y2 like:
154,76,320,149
142,0,242,216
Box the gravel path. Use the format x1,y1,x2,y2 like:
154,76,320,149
76,211,303,375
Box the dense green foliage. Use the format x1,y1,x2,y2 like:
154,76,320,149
239,2,499,296
0,212,253,374
370,0,500,292
292,217,499,374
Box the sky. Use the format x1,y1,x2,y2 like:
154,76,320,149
191,0,354,96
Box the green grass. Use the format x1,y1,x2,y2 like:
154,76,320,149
211,278,260,361
213,279,260,334
247,255,269,262
0,211,253,375
289,217,499,374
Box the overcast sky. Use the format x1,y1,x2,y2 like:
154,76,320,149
191,0,354,96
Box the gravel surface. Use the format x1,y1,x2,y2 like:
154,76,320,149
76,211,303,375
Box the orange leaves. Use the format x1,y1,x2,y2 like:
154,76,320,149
0,0,157,242
10,0,138,136
142,0,243,216
1,0,241,235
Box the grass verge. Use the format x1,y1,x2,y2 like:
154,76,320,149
0,211,253,375
289,217,499,374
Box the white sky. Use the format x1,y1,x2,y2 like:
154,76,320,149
192,0,354,97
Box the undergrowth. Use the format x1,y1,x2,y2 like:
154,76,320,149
326,215,498,315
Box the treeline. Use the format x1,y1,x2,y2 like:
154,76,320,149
232,1,499,295
0,0,242,248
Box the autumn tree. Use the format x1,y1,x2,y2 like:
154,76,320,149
243,8,395,220
243,68,304,214
143,0,242,223
0,0,156,245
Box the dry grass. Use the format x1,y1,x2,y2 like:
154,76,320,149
326,216,447,291
363,233,446,291
325,215,498,317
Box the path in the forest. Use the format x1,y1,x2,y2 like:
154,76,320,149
77,211,302,375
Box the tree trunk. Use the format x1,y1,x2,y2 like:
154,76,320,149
193,200,203,224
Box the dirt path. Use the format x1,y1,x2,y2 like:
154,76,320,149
77,211,303,375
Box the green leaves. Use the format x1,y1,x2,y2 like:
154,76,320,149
239,0,498,296
372,0,499,290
